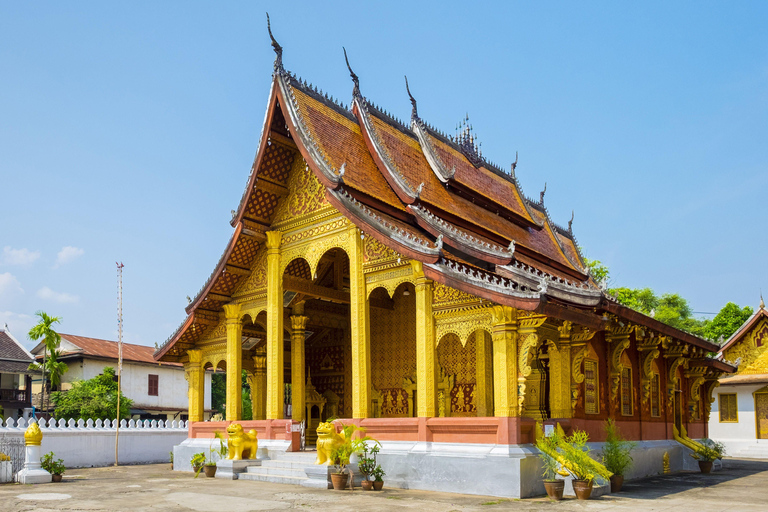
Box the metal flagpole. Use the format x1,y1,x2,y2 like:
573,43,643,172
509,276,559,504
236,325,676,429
115,262,124,467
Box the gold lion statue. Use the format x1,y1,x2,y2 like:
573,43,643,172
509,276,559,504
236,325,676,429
226,423,258,460
315,422,345,465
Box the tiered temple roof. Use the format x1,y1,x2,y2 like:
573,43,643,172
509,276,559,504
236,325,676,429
154,21,730,367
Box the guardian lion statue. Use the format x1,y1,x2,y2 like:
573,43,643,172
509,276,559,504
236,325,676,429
315,421,345,465
226,423,258,460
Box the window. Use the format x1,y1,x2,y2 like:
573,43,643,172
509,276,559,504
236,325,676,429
621,367,633,416
584,359,599,414
719,393,738,422
148,374,159,396
650,373,661,417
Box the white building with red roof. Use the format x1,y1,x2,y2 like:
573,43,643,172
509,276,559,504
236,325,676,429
31,334,212,422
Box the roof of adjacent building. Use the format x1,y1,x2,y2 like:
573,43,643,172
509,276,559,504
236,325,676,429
154,22,728,364
718,300,768,355
33,334,181,368
0,327,35,374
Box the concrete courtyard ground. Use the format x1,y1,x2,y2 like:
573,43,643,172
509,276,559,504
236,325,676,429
2,458,767,512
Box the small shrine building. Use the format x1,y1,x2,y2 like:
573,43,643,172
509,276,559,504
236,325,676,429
155,24,734,496
710,299,768,456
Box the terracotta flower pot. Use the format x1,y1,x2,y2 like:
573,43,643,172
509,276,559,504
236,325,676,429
698,460,713,474
361,479,374,491
543,480,564,501
610,474,624,493
192,465,202,475
572,479,593,500
373,480,384,491
203,465,217,478
331,472,347,490
52,474,63,483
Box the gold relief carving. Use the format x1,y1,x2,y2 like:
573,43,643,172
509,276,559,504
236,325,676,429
607,327,632,403
433,283,480,308
365,265,414,298
571,346,587,409
272,157,329,226
236,248,268,297
665,357,688,411
280,217,348,246
724,318,768,371
281,231,350,276
517,316,546,379
703,379,719,422
363,236,399,263
435,307,492,348
201,321,227,342
640,349,660,405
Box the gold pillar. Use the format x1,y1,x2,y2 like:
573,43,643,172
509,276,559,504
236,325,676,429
549,322,573,419
185,349,204,422
291,313,309,421
250,348,267,420
517,315,546,418
413,261,436,417
475,330,494,417
223,303,243,421
266,231,284,419
491,306,518,417
350,226,371,418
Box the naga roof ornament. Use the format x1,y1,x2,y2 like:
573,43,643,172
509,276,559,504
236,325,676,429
343,47,360,96
266,13,283,71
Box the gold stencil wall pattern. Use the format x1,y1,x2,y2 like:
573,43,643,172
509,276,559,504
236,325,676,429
272,157,329,224
437,332,477,416
370,290,416,416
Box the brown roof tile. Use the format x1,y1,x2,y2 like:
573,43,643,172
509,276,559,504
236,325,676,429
57,334,182,367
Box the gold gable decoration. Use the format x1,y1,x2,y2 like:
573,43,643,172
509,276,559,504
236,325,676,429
725,318,768,374
272,157,329,225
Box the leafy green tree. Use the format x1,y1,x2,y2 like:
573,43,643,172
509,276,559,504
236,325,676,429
583,257,610,285
27,311,63,413
702,302,754,343
51,367,132,421
211,372,226,415
611,287,658,314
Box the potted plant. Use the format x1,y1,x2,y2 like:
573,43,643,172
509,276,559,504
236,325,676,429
371,465,386,490
169,450,174,470
357,442,378,490
601,419,636,492
535,427,565,500
329,423,374,490
203,431,228,478
558,428,613,500
41,451,65,482
690,439,725,474
190,452,206,478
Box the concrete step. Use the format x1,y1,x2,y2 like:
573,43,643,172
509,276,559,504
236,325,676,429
261,459,314,470
271,451,317,463
246,466,306,478
238,472,307,485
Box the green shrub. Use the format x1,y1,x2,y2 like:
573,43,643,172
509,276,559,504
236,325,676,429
601,419,636,476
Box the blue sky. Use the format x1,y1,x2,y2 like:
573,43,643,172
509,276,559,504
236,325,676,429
1,2,766,348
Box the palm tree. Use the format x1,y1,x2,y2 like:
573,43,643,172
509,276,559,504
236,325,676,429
28,311,63,416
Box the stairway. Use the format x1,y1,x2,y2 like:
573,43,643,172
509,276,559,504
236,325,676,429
238,451,316,485
732,443,768,460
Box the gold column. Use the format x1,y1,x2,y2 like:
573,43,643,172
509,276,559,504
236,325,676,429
491,306,518,417
475,330,494,417
350,226,371,418
223,303,243,421
266,231,284,419
291,312,309,421
185,349,204,422
413,261,436,418
549,322,573,419
250,348,267,420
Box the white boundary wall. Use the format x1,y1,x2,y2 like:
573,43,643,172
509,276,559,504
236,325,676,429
0,417,188,468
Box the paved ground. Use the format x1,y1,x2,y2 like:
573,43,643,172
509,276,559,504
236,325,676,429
2,458,767,512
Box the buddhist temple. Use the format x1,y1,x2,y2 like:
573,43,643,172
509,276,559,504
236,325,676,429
710,298,768,457
156,19,734,497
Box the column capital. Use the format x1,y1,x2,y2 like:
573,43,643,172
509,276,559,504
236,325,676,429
186,349,202,365
265,230,282,250
491,305,516,326
290,315,309,331
223,303,242,322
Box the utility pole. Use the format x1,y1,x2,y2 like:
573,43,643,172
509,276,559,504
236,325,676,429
115,262,124,467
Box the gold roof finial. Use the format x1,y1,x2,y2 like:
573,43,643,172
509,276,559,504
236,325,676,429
25,422,43,446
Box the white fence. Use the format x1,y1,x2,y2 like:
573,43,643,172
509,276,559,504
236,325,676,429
0,418,188,469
